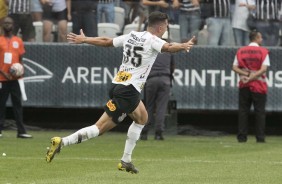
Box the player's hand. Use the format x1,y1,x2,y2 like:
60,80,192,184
184,36,196,52
67,29,86,44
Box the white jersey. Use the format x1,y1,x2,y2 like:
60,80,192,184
112,31,166,92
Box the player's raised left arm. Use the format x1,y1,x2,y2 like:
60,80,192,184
161,36,196,53
67,29,114,47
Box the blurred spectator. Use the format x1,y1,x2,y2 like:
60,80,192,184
142,0,178,24
0,16,33,139
230,0,235,19
174,0,201,43
71,0,98,37
232,0,255,46
201,0,234,46
142,0,169,14
30,0,43,22
97,0,115,23
0,0,8,35
8,0,36,42
254,0,280,46
279,2,282,46
123,0,146,31
41,0,71,42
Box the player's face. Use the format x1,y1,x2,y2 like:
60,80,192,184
159,20,168,37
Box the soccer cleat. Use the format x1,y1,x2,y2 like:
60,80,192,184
118,160,139,174
46,137,62,163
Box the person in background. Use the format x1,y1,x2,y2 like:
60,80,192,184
41,0,71,42
142,0,178,24
201,0,234,46
0,0,8,35
8,0,36,42
97,0,115,23
174,0,201,43
232,0,255,46
232,31,269,143
0,16,33,139
141,30,175,140
46,11,195,174
254,0,280,46
122,0,146,32
71,0,98,37
142,0,169,14
30,0,43,22
279,2,282,46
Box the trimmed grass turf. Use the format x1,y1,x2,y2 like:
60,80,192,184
1,130,282,184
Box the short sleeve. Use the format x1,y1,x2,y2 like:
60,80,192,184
262,55,270,66
151,36,166,53
233,55,238,65
18,38,25,55
113,34,128,47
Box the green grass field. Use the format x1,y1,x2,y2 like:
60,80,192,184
1,130,282,184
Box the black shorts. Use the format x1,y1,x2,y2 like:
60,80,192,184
10,14,35,41
42,5,67,22
104,84,140,124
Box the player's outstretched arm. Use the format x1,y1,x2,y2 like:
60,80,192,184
161,36,196,53
67,29,114,47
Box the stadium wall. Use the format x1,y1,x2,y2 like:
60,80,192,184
21,44,282,112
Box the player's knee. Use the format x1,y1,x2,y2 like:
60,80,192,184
135,115,147,125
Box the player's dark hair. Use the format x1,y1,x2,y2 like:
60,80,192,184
249,30,259,42
148,11,168,27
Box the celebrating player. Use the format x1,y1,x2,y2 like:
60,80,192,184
46,11,195,174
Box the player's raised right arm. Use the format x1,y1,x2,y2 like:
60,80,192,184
161,36,196,53
67,29,114,47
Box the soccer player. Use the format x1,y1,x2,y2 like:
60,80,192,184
46,11,195,174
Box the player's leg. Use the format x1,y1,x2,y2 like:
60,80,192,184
118,101,147,174
46,112,116,162
62,112,116,146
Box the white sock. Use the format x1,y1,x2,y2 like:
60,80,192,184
62,125,99,146
121,122,144,163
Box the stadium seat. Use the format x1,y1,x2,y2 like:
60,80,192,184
114,6,125,32
123,24,145,35
33,21,43,42
197,25,208,45
98,23,120,38
169,24,180,43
